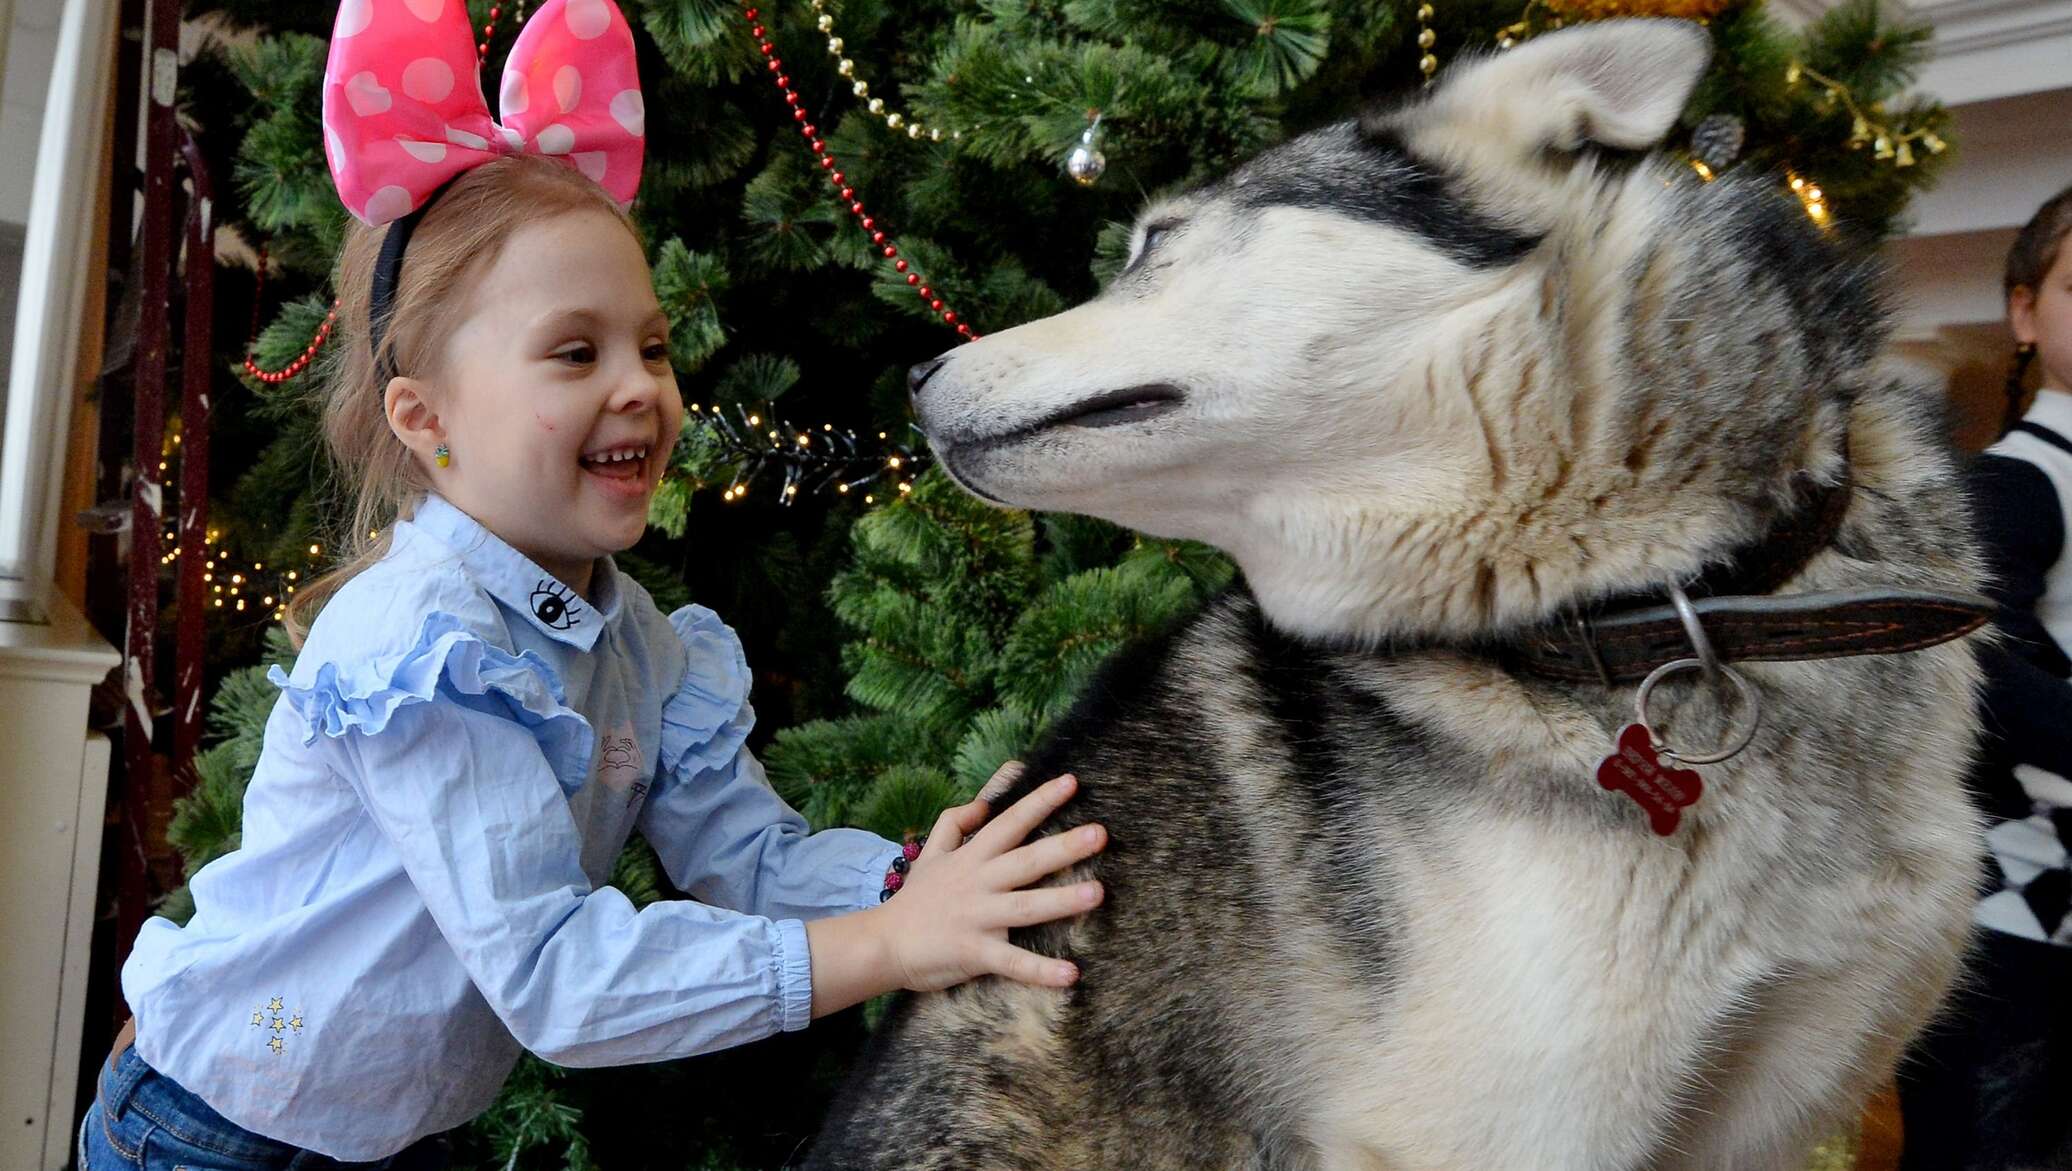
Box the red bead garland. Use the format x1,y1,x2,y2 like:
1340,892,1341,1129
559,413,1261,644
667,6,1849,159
478,0,522,61
742,7,978,342
241,244,341,386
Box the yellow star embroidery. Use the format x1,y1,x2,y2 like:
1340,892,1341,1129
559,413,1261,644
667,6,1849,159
253,997,306,1054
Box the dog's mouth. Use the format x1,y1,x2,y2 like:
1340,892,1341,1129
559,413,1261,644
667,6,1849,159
1044,383,1187,430
928,382,1191,509
943,383,1189,452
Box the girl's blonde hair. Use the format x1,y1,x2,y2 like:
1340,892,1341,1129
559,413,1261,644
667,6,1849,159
284,154,635,645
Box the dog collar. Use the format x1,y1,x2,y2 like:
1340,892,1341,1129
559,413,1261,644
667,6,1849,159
1502,468,1993,686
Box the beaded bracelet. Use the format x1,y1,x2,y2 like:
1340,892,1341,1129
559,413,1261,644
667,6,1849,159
879,836,925,902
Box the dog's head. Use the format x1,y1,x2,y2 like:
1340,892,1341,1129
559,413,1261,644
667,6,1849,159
913,20,1878,645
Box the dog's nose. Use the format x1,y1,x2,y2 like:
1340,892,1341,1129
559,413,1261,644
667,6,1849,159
907,355,949,400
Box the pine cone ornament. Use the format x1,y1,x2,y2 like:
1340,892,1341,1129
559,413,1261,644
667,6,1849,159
1692,113,1747,171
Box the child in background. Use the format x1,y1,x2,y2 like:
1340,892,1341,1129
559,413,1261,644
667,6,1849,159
1898,182,2072,1169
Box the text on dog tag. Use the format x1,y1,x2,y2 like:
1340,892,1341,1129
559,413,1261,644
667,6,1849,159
1596,722,1703,836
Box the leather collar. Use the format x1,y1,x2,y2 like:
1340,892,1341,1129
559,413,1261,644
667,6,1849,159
1500,469,1993,686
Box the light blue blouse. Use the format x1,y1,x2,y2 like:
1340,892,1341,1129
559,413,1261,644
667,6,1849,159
120,494,902,1161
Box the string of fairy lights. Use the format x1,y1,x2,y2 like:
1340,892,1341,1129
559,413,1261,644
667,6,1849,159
155,521,321,626
689,399,930,505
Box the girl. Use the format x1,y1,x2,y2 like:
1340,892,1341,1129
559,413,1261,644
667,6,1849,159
84,2,1104,1167
1897,183,2072,1169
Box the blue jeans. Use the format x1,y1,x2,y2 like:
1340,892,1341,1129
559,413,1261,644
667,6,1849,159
79,1044,449,1171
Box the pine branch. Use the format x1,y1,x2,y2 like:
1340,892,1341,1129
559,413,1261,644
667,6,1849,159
1219,0,1334,98
855,764,967,840
765,712,953,827
653,238,733,372
996,564,1201,719
952,704,1049,790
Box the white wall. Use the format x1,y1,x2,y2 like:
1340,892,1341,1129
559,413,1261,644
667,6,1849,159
1879,0,2072,355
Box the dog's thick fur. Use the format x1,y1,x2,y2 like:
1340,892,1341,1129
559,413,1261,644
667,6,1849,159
808,22,1985,1169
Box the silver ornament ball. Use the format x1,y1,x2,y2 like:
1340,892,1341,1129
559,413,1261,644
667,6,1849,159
1066,141,1106,186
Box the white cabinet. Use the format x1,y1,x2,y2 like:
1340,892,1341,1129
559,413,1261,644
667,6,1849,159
0,592,117,1171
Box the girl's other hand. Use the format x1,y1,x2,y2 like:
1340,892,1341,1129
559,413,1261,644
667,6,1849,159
880,762,1106,992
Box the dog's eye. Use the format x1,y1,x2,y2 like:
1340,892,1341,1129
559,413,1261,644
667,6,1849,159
1130,218,1183,269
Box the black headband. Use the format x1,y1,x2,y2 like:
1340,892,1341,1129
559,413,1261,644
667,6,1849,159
367,179,457,382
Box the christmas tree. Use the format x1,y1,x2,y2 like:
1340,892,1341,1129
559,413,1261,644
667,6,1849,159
152,0,1955,1163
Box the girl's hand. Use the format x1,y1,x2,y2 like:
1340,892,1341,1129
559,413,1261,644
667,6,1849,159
879,762,1106,992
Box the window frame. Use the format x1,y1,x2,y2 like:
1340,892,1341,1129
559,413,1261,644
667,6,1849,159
0,0,120,623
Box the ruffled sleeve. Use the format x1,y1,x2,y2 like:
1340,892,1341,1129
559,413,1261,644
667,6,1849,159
638,604,902,921
270,609,593,795
656,605,756,782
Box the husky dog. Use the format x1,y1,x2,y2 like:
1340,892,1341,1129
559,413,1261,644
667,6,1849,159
810,21,1988,1170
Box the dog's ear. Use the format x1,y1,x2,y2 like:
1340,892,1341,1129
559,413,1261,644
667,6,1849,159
1409,20,1710,155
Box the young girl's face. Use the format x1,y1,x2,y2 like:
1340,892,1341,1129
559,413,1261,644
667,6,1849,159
2014,239,2072,392
430,209,684,583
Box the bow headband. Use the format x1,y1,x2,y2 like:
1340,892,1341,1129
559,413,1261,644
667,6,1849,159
322,0,646,373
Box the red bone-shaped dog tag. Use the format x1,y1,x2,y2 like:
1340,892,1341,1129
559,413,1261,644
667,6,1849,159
1596,723,1703,836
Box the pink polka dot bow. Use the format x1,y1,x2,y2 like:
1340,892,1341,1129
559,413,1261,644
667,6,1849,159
323,0,645,225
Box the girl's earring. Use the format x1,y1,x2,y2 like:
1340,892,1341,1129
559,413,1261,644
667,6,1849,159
434,443,450,469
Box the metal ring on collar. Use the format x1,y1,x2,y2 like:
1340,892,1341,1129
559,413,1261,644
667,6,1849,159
1665,582,1722,682
1634,657,1762,766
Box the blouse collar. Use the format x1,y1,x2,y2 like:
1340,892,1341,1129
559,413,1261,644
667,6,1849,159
406,494,623,651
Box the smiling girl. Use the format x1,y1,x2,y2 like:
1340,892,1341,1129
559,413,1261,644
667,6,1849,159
80,4,1102,1167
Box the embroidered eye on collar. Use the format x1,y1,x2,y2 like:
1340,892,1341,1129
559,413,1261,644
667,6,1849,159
530,580,581,630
